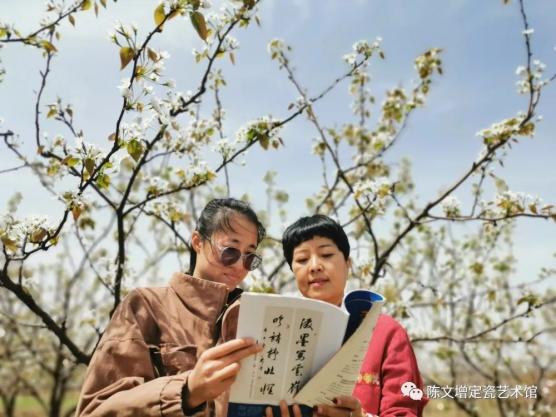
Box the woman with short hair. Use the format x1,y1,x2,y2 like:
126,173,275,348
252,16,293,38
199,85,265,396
274,214,427,417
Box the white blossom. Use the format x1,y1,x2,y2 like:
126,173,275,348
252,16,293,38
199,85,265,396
493,191,541,216
311,139,326,156
267,38,286,55
515,65,526,76
213,138,235,158
343,53,357,65
353,177,391,200
441,195,461,218
224,36,239,50
117,78,133,100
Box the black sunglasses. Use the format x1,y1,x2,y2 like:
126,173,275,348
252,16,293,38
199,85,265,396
209,240,262,271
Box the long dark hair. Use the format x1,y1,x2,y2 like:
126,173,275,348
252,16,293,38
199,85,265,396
187,198,266,274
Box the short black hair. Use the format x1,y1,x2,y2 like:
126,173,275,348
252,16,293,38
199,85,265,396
282,214,350,269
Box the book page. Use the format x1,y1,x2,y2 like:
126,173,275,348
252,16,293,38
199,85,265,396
229,293,349,405
294,294,384,406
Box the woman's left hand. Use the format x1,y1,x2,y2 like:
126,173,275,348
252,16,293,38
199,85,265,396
313,395,364,417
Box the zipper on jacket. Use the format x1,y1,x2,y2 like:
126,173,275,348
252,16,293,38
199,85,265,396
212,287,243,343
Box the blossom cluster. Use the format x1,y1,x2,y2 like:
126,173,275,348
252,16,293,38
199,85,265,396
476,114,535,148
441,195,462,218
236,116,284,150
515,59,549,95
353,177,392,213
342,37,383,66
0,213,54,252
267,38,291,68
493,191,541,217
414,48,442,80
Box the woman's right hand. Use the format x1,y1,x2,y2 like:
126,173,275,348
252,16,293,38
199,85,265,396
185,337,262,408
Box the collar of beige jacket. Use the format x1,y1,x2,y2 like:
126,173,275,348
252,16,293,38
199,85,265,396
169,272,231,323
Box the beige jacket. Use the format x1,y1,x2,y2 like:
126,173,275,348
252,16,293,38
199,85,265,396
75,272,241,417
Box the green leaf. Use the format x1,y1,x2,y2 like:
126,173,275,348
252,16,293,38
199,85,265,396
470,262,483,275
487,290,496,302
41,40,58,53
96,173,111,190
126,139,144,162
190,11,208,41
79,217,96,230
517,294,539,307
259,135,269,150
81,0,92,10
72,206,82,221
1,236,18,252
30,228,48,244
46,106,58,118
147,47,159,62
47,162,60,176
62,155,80,168
119,46,135,70
243,0,255,9
154,4,166,30
84,158,95,175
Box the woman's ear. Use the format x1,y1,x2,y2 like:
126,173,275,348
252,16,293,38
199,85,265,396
191,231,203,253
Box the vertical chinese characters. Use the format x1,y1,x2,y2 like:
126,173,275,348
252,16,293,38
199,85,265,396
252,307,322,401
254,308,292,401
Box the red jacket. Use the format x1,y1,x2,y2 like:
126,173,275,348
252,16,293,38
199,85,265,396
352,314,427,417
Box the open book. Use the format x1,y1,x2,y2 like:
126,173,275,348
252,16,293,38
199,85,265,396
228,290,384,417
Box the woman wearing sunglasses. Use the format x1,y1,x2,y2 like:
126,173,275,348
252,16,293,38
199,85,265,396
76,198,265,417
269,214,426,417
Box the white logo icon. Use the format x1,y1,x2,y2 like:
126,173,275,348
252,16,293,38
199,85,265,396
401,381,423,401
409,388,423,401
401,381,417,396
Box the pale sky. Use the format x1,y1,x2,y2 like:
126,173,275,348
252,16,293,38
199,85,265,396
1,0,555,288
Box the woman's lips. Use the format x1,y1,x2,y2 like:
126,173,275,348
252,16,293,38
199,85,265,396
224,274,239,282
309,278,329,288
223,273,241,286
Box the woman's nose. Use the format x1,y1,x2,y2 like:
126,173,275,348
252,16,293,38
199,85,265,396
309,256,322,271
